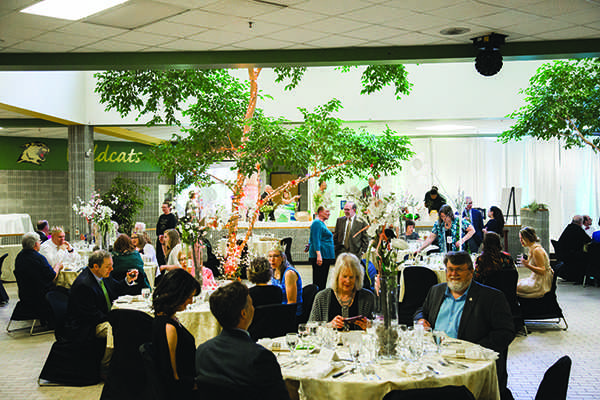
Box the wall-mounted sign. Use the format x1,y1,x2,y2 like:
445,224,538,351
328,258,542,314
0,137,160,172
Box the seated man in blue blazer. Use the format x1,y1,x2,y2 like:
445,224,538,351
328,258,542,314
415,251,515,400
195,281,290,400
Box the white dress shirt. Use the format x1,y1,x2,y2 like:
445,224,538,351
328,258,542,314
40,240,77,267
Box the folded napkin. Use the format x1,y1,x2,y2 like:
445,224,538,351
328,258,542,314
442,345,498,361
114,295,134,304
284,359,334,380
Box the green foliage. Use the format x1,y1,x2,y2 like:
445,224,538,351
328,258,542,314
275,65,413,100
500,58,600,152
101,175,148,234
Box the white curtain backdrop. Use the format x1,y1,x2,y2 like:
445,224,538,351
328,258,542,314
322,137,600,241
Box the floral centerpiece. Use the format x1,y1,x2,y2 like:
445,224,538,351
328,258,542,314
72,191,115,248
179,214,206,283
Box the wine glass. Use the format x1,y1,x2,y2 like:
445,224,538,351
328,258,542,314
286,333,299,360
297,323,309,347
343,332,363,369
432,330,447,354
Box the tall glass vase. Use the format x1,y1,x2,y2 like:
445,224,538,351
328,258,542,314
376,275,399,360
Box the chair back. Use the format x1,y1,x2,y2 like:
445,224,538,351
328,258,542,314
138,342,167,400
551,239,561,260
298,284,318,324
0,253,9,303
248,303,297,341
46,290,69,340
535,355,572,400
484,268,523,331
0,252,8,274
382,385,476,399
398,266,439,325
100,309,154,400
279,237,293,264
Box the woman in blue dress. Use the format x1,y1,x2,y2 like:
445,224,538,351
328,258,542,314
269,245,303,316
309,206,335,292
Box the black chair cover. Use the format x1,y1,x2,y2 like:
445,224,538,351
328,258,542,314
297,283,318,324
398,266,438,326
39,337,105,386
100,309,154,400
0,253,9,303
382,385,476,400
535,355,572,400
484,269,524,332
518,273,568,330
139,342,168,400
46,290,69,340
248,303,297,341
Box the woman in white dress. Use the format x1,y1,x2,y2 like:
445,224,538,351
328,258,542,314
516,226,553,298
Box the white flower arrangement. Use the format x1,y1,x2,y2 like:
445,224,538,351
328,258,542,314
72,192,115,236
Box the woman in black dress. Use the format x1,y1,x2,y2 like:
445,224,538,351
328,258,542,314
248,257,283,307
483,206,505,236
152,269,200,400
156,201,178,266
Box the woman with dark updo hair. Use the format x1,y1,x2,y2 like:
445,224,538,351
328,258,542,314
248,257,283,307
152,269,200,400
483,206,505,236
474,232,516,285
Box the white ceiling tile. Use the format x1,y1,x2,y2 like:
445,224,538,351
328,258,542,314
79,39,148,51
344,25,408,41
507,17,574,36
148,38,218,50
9,40,75,52
223,19,289,36
137,20,208,38
166,10,241,28
473,10,548,29
584,20,600,30
341,5,412,24
0,1,39,12
253,8,328,26
376,31,445,46
148,0,219,7
379,0,464,13
32,31,100,47
232,36,295,49
295,0,371,15
0,10,71,30
113,31,176,46
516,0,599,18
301,17,371,34
0,24,44,40
188,29,249,44
202,0,283,18
537,25,600,40
56,22,128,38
382,11,451,31
306,35,369,48
554,7,600,25
426,1,502,20
269,27,329,43
84,0,187,30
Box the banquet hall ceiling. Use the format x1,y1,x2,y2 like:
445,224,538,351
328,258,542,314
0,0,599,142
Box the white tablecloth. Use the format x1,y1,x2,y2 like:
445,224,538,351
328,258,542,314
0,244,22,281
277,337,500,400
110,297,221,347
0,213,33,235
55,265,157,289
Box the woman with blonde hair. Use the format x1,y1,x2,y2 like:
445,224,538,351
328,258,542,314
309,253,374,331
517,227,553,298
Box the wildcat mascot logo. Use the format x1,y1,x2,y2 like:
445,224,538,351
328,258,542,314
17,142,50,165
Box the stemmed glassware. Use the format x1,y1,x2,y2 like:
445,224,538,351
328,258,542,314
432,330,447,354
286,333,299,360
298,323,309,347
343,332,363,370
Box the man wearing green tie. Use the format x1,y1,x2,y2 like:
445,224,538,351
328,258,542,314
65,250,139,342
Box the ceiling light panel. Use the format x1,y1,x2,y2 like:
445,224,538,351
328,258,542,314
21,0,129,21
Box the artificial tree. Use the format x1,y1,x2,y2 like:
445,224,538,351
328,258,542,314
95,66,415,276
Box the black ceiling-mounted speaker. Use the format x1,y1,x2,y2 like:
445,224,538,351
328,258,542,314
471,33,507,77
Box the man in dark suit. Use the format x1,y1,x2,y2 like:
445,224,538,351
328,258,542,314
35,219,50,242
415,251,515,400
65,250,138,342
14,232,63,326
195,281,290,400
556,215,591,284
333,202,369,258
462,196,484,253
361,177,379,199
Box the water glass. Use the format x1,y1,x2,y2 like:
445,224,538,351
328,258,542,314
432,330,447,353
298,323,309,346
286,333,299,359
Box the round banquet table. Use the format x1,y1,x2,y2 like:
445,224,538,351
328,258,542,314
275,336,500,400
109,296,221,347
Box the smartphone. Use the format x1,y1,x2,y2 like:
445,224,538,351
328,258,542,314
343,315,365,323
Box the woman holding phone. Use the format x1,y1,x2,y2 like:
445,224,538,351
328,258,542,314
309,253,375,330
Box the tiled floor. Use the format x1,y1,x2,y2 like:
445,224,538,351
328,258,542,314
1,278,598,400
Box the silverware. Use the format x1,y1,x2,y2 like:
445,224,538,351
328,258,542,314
441,358,469,369
332,367,355,379
426,365,440,375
